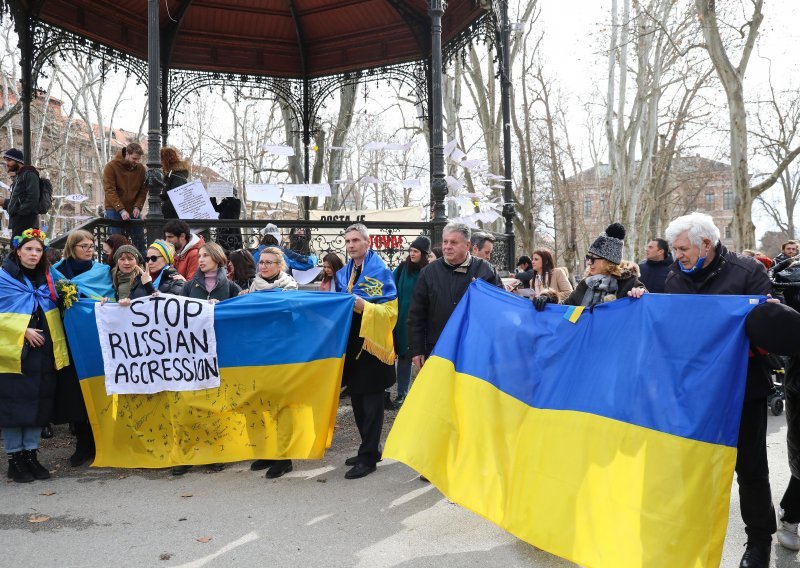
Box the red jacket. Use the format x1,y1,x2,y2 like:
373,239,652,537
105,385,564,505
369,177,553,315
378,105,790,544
173,233,204,280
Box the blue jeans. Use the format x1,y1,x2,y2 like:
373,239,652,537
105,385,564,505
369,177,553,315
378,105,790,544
3,427,41,453
396,356,412,399
105,208,145,252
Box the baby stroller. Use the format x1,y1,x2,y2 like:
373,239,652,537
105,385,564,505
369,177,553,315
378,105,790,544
766,255,800,416
768,360,785,416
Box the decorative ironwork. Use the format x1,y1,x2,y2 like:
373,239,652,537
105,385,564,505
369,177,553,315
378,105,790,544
51,218,434,271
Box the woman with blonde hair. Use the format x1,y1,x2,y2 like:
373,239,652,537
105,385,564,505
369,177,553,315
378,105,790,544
181,241,241,304
159,146,189,219
248,246,298,293
246,246,298,479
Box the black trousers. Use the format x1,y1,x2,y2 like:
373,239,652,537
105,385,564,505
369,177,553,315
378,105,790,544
781,475,800,523
350,392,384,466
10,213,39,237
736,398,777,544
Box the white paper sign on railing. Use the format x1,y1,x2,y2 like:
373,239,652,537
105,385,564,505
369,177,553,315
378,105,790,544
168,180,219,220
262,144,295,156
95,295,219,395
245,183,282,203
283,184,331,198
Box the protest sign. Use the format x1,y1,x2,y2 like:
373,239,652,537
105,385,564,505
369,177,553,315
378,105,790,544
245,183,281,203
95,294,219,394
167,180,219,220
207,181,234,199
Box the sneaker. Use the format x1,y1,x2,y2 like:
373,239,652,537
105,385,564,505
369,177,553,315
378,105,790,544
778,520,800,551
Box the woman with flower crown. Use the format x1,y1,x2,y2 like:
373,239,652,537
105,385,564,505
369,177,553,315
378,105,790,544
0,229,70,483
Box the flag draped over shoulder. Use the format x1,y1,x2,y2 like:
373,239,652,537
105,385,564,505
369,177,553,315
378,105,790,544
384,280,759,568
52,260,114,300
336,249,398,364
64,291,354,468
0,268,69,374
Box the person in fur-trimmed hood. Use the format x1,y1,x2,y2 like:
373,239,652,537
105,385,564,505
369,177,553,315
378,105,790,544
535,223,646,310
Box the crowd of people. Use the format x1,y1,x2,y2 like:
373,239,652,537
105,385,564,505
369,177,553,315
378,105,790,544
3,143,800,568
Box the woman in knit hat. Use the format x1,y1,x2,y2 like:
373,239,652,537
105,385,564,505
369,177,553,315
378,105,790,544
128,239,185,299
110,244,144,302
535,223,645,310
388,235,431,408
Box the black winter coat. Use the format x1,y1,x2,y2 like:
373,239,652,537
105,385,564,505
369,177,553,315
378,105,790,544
665,242,773,400
407,256,501,358
638,253,673,293
341,312,396,395
182,267,241,301
160,169,189,219
3,166,39,217
129,266,185,299
0,258,57,427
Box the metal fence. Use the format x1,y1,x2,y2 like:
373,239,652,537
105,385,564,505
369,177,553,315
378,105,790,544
48,218,513,272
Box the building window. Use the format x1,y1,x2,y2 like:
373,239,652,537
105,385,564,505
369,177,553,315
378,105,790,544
725,224,732,240
583,198,592,217
723,189,733,210
705,191,714,208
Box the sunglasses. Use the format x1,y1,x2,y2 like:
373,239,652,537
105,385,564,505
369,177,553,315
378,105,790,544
146,255,163,263
585,255,602,263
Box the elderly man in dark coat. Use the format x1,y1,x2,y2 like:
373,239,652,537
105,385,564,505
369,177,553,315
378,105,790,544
664,212,775,568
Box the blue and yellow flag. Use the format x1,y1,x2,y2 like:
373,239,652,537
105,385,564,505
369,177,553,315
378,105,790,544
385,280,758,568
52,260,114,300
64,291,354,468
336,249,398,364
0,268,69,374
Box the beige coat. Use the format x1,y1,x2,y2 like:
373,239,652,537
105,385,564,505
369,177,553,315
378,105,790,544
533,267,573,302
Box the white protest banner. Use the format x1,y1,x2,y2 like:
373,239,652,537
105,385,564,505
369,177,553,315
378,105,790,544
283,183,331,198
207,181,234,199
168,180,219,220
95,295,220,395
246,183,282,203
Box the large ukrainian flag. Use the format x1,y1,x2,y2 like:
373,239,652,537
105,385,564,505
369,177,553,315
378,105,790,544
384,280,758,568
64,291,354,468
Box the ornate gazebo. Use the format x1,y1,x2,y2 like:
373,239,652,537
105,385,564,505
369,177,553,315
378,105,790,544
2,0,516,269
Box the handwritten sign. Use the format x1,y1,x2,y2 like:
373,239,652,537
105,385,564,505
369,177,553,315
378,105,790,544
246,183,282,203
207,181,234,199
95,295,219,394
167,180,219,220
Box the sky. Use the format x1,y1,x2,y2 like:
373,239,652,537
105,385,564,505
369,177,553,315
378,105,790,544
42,1,800,242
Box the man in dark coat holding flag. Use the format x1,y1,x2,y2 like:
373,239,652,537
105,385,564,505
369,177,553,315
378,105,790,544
336,223,398,479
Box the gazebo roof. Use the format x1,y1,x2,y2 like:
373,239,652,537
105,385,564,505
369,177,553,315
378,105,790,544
23,0,488,78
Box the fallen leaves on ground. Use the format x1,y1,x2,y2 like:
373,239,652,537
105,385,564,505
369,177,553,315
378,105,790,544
39,491,56,496
159,553,173,561
180,493,193,498
29,515,50,523
196,536,212,543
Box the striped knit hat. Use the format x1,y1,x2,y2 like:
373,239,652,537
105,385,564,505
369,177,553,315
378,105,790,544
149,239,175,265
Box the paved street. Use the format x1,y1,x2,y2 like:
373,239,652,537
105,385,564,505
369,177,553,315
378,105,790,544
3,402,799,567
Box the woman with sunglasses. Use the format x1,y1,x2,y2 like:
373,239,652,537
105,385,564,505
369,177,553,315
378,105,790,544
535,223,645,310
51,229,115,467
128,240,184,299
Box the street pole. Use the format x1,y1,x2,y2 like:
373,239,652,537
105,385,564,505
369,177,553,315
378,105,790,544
499,0,516,272
145,0,165,241
428,0,447,245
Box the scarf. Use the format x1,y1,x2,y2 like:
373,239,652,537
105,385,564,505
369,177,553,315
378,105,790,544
112,268,137,300
336,250,398,364
249,271,298,292
581,274,619,307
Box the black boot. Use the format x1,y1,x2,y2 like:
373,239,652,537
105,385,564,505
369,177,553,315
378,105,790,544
22,449,51,480
740,542,770,568
69,421,95,467
41,424,54,439
7,452,34,483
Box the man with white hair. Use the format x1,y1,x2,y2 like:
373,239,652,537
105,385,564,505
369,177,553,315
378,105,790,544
664,211,775,568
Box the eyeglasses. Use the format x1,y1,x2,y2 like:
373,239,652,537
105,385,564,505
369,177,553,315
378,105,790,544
76,244,96,251
258,260,278,266
146,255,162,263
585,255,601,264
